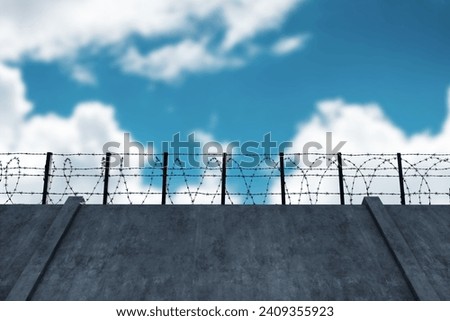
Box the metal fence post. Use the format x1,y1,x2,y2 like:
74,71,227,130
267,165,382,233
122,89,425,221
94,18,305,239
102,152,111,205
221,153,227,205
161,152,168,205
279,152,286,205
41,152,53,205
337,153,345,205
397,153,406,205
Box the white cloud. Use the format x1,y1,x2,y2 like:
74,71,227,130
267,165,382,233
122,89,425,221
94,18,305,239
0,0,302,82
0,64,120,153
268,89,450,204
289,96,450,154
0,63,160,204
120,40,243,82
0,0,193,61
70,65,97,86
271,34,308,55
15,102,121,152
0,64,32,149
221,0,302,50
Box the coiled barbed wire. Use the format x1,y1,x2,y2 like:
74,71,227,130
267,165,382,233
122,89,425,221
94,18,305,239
0,152,449,204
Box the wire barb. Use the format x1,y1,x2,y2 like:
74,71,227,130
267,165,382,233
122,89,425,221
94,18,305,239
0,152,449,205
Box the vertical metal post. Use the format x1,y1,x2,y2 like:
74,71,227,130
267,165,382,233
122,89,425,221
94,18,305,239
337,153,345,205
41,152,53,205
102,152,111,205
397,153,406,205
221,152,227,205
161,152,168,205
279,152,286,205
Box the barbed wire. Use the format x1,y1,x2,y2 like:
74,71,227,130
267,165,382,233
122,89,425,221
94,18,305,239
0,152,449,205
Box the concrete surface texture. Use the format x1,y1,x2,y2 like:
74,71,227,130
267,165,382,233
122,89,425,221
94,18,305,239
0,198,448,300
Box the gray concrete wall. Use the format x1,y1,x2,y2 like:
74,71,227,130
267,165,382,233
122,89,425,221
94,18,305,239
0,205,61,300
386,206,450,300
1,200,448,300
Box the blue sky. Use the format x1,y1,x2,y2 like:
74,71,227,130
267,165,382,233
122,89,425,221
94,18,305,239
10,0,449,149
0,0,449,157
1,0,450,204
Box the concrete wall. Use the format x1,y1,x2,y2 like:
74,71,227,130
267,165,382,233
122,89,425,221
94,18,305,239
386,206,450,300
0,205,61,300
1,199,448,300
